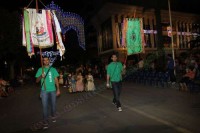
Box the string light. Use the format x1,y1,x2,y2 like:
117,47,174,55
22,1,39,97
46,1,86,50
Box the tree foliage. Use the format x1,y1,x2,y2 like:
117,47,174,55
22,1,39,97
0,8,22,59
0,8,28,79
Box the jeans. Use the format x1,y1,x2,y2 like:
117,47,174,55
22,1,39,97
111,81,122,108
41,90,56,122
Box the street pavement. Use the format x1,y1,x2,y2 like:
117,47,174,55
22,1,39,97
0,79,200,133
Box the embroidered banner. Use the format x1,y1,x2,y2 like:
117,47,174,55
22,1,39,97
22,8,65,57
122,18,128,47
52,11,65,57
23,10,32,55
126,18,144,55
28,9,54,47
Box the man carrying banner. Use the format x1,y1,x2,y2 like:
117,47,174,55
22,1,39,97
35,56,60,129
106,53,126,112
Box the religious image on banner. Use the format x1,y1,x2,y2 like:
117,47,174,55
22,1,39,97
22,8,65,58
126,18,144,55
23,9,54,48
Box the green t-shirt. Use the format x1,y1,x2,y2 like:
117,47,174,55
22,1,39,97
35,67,59,92
107,62,123,82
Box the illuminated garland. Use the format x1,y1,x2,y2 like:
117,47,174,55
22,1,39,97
37,51,60,66
46,1,86,50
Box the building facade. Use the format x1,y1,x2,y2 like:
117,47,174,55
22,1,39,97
90,2,200,64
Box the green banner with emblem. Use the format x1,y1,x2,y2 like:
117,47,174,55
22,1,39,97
126,18,144,55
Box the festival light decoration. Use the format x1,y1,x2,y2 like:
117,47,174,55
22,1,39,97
46,1,86,50
37,51,60,66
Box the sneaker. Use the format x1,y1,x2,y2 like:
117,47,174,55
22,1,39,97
118,107,122,112
51,116,56,123
43,124,48,130
52,118,56,123
112,102,117,106
172,82,176,85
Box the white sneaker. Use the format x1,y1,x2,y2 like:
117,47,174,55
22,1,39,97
172,82,176,85
43,124,48,130
118,107,122,112
52,118,56,123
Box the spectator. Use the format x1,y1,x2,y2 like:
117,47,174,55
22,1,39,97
167,54,176,84
138,58,144,69
179,66,195,91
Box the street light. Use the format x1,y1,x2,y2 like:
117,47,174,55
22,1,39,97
168,0,176,75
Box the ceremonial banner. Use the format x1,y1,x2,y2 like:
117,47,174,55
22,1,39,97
115,23,120,48
121,18,128,47
52,11,65,57
115,22,124,48
22,8,65,57
167,26,172,37
126,18,144,55
23,10,33,55
28,9,54,47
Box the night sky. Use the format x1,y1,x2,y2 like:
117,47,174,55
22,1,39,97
1,0,199,52
1,0,200,17
0,0,199,79
1,0,199,31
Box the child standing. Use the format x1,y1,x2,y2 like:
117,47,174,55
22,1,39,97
59,71,64,85
71,72,76,93
86,72,95,91
75,71,84,92
67,73,72,93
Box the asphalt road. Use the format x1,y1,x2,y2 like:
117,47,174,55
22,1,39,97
0,79,200,133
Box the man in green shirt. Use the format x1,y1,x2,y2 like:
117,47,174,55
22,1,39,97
106,53,125,112
35,57,60,129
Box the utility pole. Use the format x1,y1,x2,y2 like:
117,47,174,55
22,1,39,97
168,0,176,75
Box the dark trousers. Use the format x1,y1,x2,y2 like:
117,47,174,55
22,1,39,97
180,77,191,84
168,69,176,82
111,81,122,108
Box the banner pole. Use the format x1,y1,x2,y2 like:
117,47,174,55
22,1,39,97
36,0,46,90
